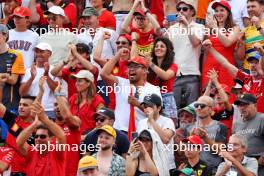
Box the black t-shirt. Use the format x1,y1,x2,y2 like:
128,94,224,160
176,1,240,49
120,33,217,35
186,159,213,176
83,128,130,156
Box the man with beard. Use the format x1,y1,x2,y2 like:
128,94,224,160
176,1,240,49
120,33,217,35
232,93,264,175
92,125,125,176
186,95,228,174
101,53,161,140
203,40,264,113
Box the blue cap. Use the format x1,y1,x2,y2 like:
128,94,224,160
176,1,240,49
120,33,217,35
247,52,261,62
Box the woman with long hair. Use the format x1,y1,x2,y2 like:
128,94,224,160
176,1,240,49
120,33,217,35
202,0,240,91
147,37,178,124
69,70,105,135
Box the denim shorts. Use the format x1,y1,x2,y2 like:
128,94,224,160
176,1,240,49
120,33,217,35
161,93,177,119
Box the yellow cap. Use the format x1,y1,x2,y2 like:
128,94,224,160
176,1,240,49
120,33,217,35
97,125,117,138
78,156,98,172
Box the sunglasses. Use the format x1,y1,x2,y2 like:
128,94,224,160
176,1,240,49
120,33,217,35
128,64,143,69
194,103,208,109
176,7,189,12
116,41,128,45
35,134,47,139
135,17,146,21
95,118,105,123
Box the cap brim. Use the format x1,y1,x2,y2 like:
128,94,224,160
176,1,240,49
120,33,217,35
140,101,155,107
93,112,108,119
79,166,98,172
212,2,230,11
234,99,250,105
11,14,27,18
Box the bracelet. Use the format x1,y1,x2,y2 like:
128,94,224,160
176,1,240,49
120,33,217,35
144,10,149,15
54,92,65,97
149,63,155,69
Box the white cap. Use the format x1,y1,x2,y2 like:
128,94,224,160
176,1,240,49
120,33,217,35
48,6,65,16
71,70,94,83
233,83,242,89
35,43,52,53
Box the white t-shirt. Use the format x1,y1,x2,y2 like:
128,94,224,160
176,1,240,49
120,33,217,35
7,29,39,68
168,21,204,76
137,115,176,170
21,67,57,111
113,77,162,132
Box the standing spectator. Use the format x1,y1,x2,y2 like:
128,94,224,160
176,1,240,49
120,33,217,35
38,6,77,66
228,0,250,29
51,43,98,99
186,95,228,173
90,0,116,30
126,129,170,176
29,0,77,31
0,24,25,111
78,156,99,176
16,101,66,176
121,0,161,56
137,93,176,173
168,0,204,109
7,6,39,69
69,70,105,135
203,39,264,113
101,54,161,139
216,134,258,176
54,83,81,176
233,93,264,175
202,0,240,90
93,125,126,176
0,0,21,29
0,95,36,175
83,107,130,158
147,37,178,123
19,43,58,120
179,135,213,176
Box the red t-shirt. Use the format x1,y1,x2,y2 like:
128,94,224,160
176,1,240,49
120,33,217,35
26,145,66,176
236,70,264,113
108,60,129,110
99,9,116,29
0,147,14,174
149,64,178,93
69,94,105,134
5,117,32,173
61,67,99,99
131,27,156,55
61,124,81,176
36,3,77,30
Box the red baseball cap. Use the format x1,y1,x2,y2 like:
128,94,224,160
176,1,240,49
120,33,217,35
182,135,203,145
15,0,22,5
133,8,146,17
128,56,147,68
212,0,231,12
12,6,30,18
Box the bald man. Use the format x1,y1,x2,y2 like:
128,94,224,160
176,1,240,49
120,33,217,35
185,96,228,174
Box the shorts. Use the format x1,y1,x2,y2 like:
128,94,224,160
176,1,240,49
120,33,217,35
161,93,177,119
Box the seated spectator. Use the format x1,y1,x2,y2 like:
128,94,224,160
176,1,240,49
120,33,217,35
38,6,77,66
7,6,39,69
203,40,264,113
216,134,258,176
101,54,161,140
0,0,21,29
0,24,25,112
90,0,116,30
147,37,178,123
20,43,58,120
51,43,98,99
176,135,213,176
83,107,129,157
93,125,126,175
78,156,99,176
69,70,105,135
204,69,234,140
121,0,161,56
137,93,176,172
16,101,66,176
186,95,227,174
233,93,264,175
29,0,77,31
126,129,170,176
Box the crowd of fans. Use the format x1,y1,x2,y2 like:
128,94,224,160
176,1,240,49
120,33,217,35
0,0,264,176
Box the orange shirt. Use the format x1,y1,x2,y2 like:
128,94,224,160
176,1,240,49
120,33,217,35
8,49,25,75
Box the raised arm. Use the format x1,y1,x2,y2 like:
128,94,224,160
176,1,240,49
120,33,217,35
148,62,176,81
29,0,40,24
50,49,72,77
43,63,58,92
101,48,130,86
203,39,238,77
93,32,111,67
252,42,264,74
131,32,139,58
19,66,36,96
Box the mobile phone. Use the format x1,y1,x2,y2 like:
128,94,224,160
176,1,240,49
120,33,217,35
132,132,138,141
166,14,177,22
